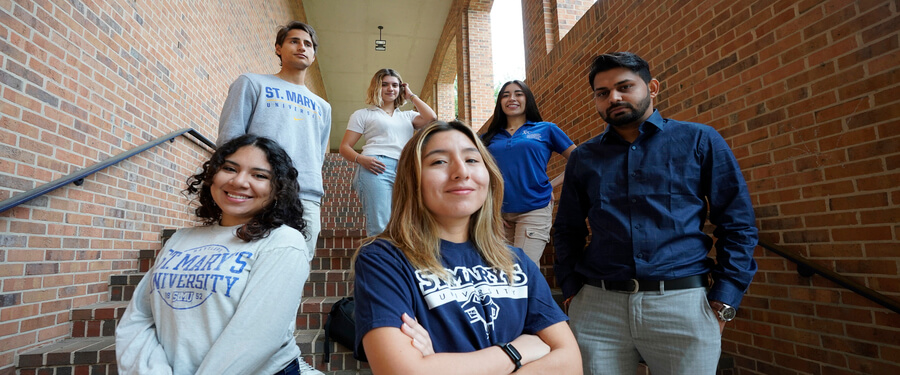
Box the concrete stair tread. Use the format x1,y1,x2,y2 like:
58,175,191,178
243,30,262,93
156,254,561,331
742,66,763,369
301,296,348,311
300,295,346,314
17,337,116,368
294,328,370,374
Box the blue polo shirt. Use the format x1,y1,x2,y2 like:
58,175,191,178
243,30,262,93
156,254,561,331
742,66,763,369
484,121,574,213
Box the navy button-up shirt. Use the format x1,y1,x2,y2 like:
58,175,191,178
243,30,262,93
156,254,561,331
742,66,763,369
553,110,758,308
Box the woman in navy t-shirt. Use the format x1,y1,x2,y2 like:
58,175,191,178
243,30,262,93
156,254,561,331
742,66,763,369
482,80,576,265
352,121,582,374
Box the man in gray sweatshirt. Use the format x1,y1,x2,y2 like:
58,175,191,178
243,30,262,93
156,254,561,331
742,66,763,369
218,21,332,263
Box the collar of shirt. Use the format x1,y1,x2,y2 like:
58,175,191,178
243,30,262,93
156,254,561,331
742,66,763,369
498,120,538,137
367,105,396,115
597,109,665,144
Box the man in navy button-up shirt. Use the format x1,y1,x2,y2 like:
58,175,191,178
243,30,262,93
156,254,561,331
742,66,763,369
554,52,758,374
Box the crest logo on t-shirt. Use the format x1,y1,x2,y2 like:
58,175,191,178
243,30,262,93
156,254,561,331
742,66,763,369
151,245,252,310
461,289,501,340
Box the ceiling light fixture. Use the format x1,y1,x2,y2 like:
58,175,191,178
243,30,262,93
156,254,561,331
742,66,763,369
375,26,386,51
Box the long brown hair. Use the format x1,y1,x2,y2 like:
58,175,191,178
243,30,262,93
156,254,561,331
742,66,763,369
352,121,516,281
482,80,543,146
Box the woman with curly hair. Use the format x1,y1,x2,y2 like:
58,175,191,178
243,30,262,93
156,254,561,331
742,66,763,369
116,134,312,375
352,121,582,374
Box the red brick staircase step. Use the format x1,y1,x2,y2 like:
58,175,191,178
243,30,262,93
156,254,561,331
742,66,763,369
294,328,370,374
108,272,144,302
304,269,353,298
312,230,364,272
70,301,130,338
138,249,158,272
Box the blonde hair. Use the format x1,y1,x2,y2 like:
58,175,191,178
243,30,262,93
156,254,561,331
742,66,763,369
351,121,516,282
365,68,407,108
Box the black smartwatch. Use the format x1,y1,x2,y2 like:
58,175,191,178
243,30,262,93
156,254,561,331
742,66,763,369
495,342,522,372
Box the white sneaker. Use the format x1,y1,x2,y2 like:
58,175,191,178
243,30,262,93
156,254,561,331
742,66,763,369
298,357,325,375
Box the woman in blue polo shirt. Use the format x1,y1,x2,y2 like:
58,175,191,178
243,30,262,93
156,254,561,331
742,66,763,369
482,80,576,265
339,68,437,236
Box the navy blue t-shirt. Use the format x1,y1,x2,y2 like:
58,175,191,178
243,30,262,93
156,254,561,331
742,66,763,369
353,239,567,357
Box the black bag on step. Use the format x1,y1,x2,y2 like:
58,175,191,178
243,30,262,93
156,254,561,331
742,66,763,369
323,297,367,362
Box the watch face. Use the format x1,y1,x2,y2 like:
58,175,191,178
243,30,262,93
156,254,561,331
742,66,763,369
720,306,736,321
505,343,522,361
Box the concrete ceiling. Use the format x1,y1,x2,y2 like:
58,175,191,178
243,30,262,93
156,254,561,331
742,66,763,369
304,0,453,149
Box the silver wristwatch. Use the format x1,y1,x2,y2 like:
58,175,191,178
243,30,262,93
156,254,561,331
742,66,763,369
716,303,736,322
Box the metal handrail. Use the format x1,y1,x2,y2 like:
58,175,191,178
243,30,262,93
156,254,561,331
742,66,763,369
759,239,900,314
3,128,897,315
0,128,215,214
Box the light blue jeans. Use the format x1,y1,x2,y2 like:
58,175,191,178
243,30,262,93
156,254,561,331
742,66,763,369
353,155,397,236
569,285,722,375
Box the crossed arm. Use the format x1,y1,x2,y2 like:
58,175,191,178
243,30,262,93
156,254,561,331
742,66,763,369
364,313,582,375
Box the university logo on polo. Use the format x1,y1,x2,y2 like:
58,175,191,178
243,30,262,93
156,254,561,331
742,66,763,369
151,244,252,309
523,130,542,141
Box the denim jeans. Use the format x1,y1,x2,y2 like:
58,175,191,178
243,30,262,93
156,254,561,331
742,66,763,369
353,155,398,236
273,358,298,375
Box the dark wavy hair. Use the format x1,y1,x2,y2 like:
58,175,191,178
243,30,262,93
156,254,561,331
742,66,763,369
588,52,652,87
482,80,543,146
185,134,306,242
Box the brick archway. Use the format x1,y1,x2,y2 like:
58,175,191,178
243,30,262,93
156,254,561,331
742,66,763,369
420,0,495,129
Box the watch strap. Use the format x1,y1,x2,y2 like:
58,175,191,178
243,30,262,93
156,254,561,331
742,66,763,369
494,343,522,372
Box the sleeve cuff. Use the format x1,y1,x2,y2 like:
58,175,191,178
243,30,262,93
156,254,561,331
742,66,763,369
707,279,746,310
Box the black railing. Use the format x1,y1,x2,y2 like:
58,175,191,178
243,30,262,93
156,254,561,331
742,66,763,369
0,128,215,214
759,239,900,314
3,127,897,315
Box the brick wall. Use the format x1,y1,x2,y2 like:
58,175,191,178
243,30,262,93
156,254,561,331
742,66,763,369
524,0,900,373
461,0,495,129
556,0,594,40
421,1,460,122
0,1,321,373
421,0,495,128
